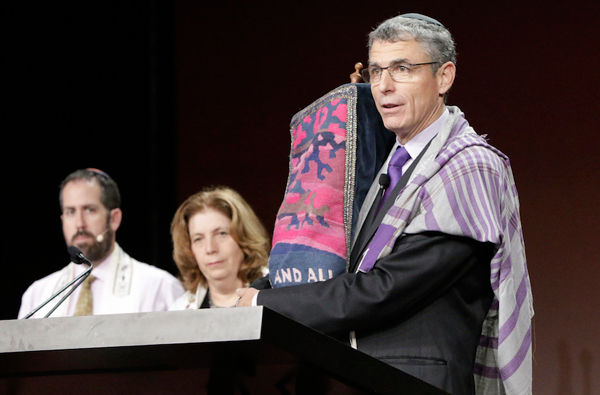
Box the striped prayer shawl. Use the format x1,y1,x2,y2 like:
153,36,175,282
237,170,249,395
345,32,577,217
373,106,533,394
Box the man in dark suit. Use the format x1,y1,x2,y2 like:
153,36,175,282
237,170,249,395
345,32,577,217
237,13,532,395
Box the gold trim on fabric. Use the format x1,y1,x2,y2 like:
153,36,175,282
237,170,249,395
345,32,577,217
343,85,358,267
112,248,133,297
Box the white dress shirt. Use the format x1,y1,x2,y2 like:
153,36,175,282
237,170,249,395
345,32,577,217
18,243,184,318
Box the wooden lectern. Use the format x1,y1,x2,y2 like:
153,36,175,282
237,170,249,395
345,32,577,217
0,307,446,394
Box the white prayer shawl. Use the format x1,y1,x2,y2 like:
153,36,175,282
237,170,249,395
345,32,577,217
20,243,183,318
169,286,208,310
372,106,533,394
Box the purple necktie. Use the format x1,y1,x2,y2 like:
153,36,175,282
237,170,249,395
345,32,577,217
378,146,411,212
360,146,411,273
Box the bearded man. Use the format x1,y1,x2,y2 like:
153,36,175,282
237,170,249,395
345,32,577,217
18,168,183,318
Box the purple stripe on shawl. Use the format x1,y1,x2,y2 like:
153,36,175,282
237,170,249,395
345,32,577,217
450,147,508,293
418,187,441,231
386,205,412,222
446,157,484,240
412,174,429,185
483,149,504,215
434,138,459,166
512,183,519,197
434,134,503,243
491,280,499,292
490,298,499,310
508,211,520,241
439,166,472,236
473,362,500,378
435,136,464,165
490,256,503,290
479,334,499,349
446,151,494,241
470,148,502,238
499,271,529,344
453,151,498,241
490,255,513,291
490,272,501,291
499,255,513,285
466,165,495,241
472,147,502,204
490,255,502,270
435,153,449,167
499,325,532,380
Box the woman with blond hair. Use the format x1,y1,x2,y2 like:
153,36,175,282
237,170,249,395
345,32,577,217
169,186,270,309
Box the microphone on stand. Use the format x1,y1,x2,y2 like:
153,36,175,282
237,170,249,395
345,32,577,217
67,245,93,265
22,246,94,319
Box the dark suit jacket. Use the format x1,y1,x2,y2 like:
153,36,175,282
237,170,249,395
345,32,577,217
256,154,495,394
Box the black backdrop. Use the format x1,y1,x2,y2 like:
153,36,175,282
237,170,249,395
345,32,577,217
4,1,177,318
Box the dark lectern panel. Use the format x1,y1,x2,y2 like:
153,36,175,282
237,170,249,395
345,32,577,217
0,307,446,394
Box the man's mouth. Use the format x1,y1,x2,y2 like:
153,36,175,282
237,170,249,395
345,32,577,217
72,232,93,243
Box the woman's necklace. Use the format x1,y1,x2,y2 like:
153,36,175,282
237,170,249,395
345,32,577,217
208,291,240,308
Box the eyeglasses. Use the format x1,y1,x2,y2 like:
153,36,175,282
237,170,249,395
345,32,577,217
360,61,439,84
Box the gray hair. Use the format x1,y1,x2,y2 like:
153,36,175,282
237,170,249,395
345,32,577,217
368,14,457,71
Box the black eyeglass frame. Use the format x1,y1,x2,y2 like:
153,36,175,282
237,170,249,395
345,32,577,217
360,61,440,83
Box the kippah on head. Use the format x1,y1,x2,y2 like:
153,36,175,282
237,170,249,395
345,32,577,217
399,13,444,28
85,168,112,180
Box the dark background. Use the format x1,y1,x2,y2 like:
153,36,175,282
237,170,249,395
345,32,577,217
3,1,599,393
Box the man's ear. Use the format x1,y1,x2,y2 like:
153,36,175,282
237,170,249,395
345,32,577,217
109,208,122,232
437,61,456,96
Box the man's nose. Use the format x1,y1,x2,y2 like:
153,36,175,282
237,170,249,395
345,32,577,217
75,210,86,229
377,69,395,92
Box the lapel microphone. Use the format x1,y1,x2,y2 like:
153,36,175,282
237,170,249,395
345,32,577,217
95,229,110,243
379,173,390,190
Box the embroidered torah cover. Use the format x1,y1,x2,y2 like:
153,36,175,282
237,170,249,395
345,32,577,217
269,83,394,287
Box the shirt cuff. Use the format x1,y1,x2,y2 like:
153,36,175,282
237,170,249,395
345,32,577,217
252,292,258,307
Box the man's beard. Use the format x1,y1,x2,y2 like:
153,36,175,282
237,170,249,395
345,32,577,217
71,229,113,262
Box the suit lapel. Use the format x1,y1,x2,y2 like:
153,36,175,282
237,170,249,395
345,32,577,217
349,141,433,273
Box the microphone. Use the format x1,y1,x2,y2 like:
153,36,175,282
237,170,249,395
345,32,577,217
95,229,109,243
379,173,390,189
372,173,391,216
23,246,94,319
68,245,92,265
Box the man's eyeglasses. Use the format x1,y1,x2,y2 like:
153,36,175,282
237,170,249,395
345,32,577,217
361,61,439,84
